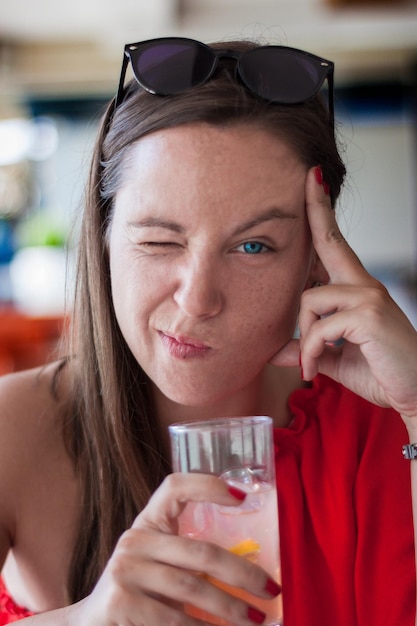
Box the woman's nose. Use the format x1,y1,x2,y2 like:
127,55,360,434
173,257,223,318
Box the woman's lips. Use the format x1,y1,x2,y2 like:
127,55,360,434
159,332,211,359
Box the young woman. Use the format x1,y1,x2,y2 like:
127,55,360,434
0,38,416,625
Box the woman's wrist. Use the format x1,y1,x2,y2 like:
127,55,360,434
402,414,417,452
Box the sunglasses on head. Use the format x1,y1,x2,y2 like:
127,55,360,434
115,37,334,129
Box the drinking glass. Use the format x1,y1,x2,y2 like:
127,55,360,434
169,415,283,626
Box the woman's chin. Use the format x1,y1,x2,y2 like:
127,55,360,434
151,379,244,414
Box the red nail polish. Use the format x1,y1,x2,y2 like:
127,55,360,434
314,166,330,196
314,165,323,186
247,606,266,624
264,577,281,597
227,485,247,501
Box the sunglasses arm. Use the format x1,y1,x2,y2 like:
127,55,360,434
115,52,130,108
327,68,335,132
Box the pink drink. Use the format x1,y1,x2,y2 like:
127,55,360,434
178,469,283,626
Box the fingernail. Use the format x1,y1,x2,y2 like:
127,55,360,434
314,165,323,186
247,606,266,624
314,166,330,196
264,577,281,596
227,485,247,501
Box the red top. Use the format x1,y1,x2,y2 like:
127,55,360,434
0,375,415,624
276,374,416,625
0,577,33,624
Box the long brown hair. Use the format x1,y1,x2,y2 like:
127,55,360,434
64,39,346,602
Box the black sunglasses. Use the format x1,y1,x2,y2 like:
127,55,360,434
115,37,334,129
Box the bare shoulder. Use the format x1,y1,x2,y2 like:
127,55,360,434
0,362,80,607
0,363,71,550
0,362,68,445
0,360,64,404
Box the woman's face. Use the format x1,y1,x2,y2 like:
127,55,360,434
109,123,315,409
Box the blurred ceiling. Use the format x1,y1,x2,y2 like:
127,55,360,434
1,0,417,100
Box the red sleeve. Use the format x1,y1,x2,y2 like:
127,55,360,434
353,399,416,624
275,375,416,626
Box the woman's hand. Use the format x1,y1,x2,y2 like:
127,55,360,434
76,473,279,625
271,166,417,427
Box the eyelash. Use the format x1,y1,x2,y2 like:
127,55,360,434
139,240,273,255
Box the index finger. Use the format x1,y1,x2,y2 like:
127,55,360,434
306,166,369,285
135,473,246,533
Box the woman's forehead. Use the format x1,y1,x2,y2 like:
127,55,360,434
114,126,308,232
121,122,306,191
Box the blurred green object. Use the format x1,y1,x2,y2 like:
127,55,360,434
15,211,67,249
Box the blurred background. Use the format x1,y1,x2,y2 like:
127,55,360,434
0,0,416,372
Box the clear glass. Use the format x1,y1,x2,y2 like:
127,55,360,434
169,416,283,626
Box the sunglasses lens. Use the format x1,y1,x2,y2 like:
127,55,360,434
132,40,215,95
239,48,328,103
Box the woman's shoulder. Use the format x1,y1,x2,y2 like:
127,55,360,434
288,374,407,454
291,373,399,419
0,363,78,607
0,362,71,491
0,362,68,433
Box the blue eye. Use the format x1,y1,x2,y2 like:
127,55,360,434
242,241,265,254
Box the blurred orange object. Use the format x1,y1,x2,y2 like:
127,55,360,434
0,307,67,374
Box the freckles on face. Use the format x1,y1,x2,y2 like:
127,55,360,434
109,123,312,406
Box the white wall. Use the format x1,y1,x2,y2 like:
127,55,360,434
337,111,417,326
338,114,416,273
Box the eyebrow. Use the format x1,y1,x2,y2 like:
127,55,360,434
128,207,298,235
231,207,299,236
128,217,185,233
